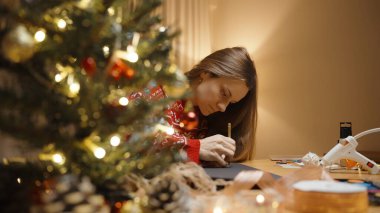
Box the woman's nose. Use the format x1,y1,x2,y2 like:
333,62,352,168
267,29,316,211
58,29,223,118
216,102,227,112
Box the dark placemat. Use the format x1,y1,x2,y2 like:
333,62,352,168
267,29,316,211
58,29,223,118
204,163,281,180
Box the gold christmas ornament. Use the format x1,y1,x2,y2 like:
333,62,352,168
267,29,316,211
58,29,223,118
1,25,35,63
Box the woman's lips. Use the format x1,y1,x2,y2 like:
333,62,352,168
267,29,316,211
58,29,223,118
202,104,216,115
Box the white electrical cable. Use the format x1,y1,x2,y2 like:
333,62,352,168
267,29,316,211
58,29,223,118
353,128,380,140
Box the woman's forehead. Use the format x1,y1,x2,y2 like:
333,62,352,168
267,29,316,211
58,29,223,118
218,77,248,101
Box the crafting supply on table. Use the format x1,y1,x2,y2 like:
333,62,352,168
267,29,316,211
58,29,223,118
338,179,380,206
290,180,368,212
227,122,231,138
222,123,232,161
322,127,380,174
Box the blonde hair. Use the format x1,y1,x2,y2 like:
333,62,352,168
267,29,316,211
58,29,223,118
186,47,257,161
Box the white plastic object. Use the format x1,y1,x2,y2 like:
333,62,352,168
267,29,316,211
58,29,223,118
322,128,380,175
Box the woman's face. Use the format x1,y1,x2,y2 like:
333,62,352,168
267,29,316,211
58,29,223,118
192,73,249,116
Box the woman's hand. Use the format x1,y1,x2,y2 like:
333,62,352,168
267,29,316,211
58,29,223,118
199,134,236,167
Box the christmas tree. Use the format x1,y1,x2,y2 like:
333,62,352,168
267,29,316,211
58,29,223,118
0,0,191,211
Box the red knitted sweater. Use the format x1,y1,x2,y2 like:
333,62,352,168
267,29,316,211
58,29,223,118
128,85,207,163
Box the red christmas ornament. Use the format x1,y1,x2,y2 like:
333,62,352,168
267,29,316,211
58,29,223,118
124,66,135,79
112,201,123,213
108,60,123,80
180,111,198,131
31,178,56,206
81,57,96,76
108,59,135,80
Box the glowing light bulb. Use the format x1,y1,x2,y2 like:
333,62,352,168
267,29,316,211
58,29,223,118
34,30,46,42
107,7,115,15
118,97,129,106
159,26,166,32
126,51,138,62
69,82,80,94
77,0,92,9
188,111,196,118
57,19,67,29
52,153,65,165
154,63,162,72
115,46,139,63
166,126,175,135
55,74,63,82
125,45,139,63
94,147,106,159
17,178,22,184
272,201,279,209
213,206,223,213
144,60,151,67
110,135,121,147
156,124,175,135
256,194,265,204
102,46,110,56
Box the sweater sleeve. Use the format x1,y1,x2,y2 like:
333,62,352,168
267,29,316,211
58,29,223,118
185,139,200,164
127,85,202,163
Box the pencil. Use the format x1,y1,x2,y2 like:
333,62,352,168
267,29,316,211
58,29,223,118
228,122,231,138
224,122,232,165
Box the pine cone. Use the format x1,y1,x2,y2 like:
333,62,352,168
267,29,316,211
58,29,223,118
145,175,190,213
35,175,110,213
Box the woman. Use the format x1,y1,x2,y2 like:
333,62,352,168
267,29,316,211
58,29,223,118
133,47,257,167
185,46,257,166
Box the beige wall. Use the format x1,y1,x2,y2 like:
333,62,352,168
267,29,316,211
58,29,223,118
210,0,380,159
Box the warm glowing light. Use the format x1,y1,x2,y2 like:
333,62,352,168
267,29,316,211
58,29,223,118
115,46,139,63
52,153,65,165
118,97,129,106
107,7,115,16
69,82,80,94
188,111,196,118
110,135,121,147
213,206,223,213
34,30,46,42
115,202,122,208
77,0,92,9
47,165,53,172
56,63,74,73
2,158,9,165
102,46,110,56
256,194,265,204
131,33,140,47
154,63,162,72
163,126,174,135
57,19,67,29
124,45,139,63
164,126,175,135
156,124,175,135
272,201,279,208
54,74,63,82
94,147,106,159
17,178,22,184
144,60,151,67
159,26,166,32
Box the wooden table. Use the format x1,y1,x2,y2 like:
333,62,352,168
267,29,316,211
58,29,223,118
243,159,380,212
243,159,380,180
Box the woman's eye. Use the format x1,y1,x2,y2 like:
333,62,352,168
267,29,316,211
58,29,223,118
221,90,227,97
